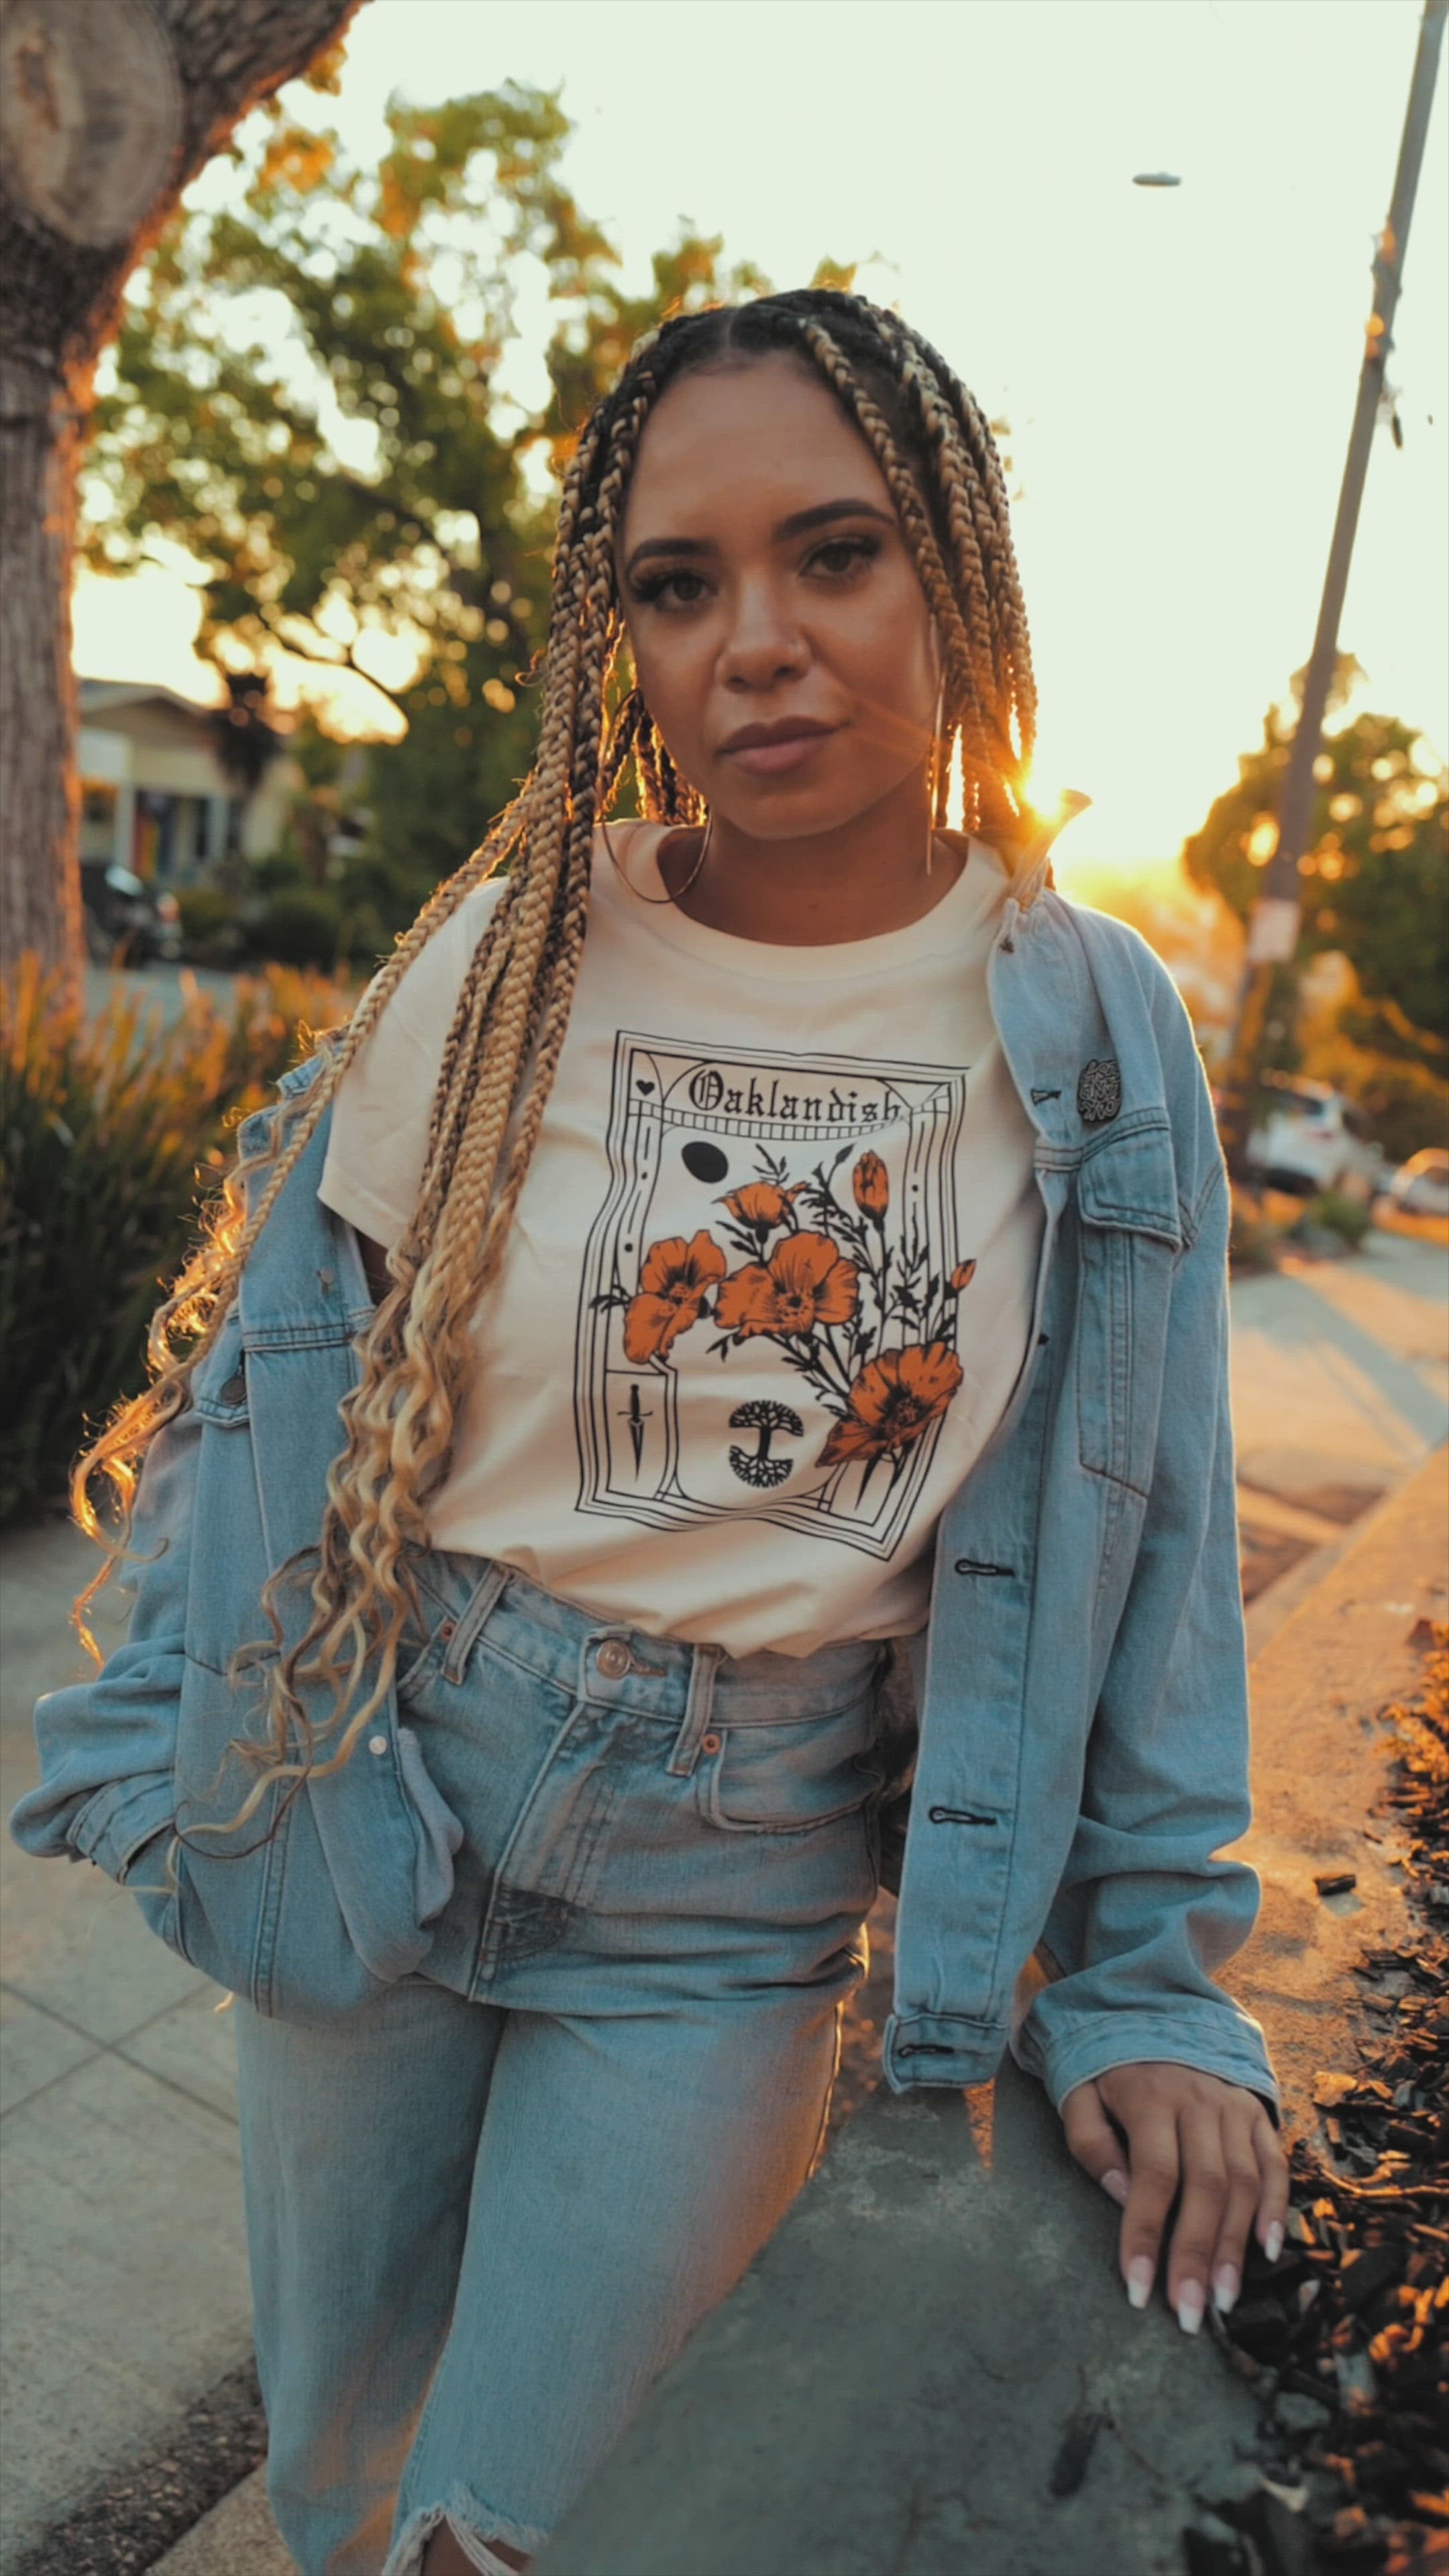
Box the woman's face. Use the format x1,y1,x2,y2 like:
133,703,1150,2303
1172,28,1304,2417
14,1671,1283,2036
617,353,938,842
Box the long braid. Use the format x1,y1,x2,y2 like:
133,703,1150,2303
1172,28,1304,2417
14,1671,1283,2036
918,356,1038,763
894,339,1010,701
211,379,669,1797
73,283,1049,1811
898,320,1039,764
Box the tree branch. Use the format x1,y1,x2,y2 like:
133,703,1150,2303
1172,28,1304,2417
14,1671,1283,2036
260,614,413,716
1,0,367,390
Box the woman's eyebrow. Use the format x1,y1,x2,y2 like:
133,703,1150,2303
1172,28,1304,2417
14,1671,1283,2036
623,498,896,581
775,498,896,541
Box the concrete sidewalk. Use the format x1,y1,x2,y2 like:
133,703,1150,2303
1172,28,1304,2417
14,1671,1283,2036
0,1232,1442,2572
0,1522,255,2575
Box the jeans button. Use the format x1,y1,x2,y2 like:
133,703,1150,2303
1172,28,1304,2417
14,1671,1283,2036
596,1639,633,1680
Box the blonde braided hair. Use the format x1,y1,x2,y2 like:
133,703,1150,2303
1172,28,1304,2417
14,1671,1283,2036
74,288,1047,1821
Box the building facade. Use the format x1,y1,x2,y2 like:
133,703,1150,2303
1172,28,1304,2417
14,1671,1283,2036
78,680,295,882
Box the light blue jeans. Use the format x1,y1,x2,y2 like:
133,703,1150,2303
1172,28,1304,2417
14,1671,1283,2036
234,1550,897,2574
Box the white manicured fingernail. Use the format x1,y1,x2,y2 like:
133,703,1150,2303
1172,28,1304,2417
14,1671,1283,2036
1177,2281,1205,2334
1265,2221,1284,2264
1212,2264,1240,2315
1126,2257,1154,2310
1101,2167,1129,2207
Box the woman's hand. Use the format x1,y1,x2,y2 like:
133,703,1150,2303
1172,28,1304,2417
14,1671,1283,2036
1061,2061,1290,2333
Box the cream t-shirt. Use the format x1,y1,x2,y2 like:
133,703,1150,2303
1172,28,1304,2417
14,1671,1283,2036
318,826,1042,1658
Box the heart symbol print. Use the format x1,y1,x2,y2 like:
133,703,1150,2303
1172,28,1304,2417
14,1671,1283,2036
636,1080,655,1094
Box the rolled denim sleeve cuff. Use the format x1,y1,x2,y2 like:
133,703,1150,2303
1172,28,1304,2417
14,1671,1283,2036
65,1773,176,1884
1012,2002,1282,2127
881,2011,1009,2093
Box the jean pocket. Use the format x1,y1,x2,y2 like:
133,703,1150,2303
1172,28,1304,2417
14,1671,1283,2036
396,1724,464,1922
395,1556,506,1699
702,1686,884,1837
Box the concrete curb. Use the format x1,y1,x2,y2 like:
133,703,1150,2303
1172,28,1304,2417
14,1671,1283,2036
150,2467,288,2576
1224,1445,1448,2129
5,2364,266,2576
539,2057,1266,2576
535,1450,1448,2575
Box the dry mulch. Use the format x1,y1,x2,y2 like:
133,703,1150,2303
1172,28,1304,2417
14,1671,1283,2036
1189,1625,1449,2576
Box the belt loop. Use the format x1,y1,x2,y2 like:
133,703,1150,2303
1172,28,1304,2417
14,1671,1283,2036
441,1560,510,1685
666,1642,724,1778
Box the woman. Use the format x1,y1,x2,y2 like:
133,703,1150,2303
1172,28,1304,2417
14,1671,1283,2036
13,290,1286,2576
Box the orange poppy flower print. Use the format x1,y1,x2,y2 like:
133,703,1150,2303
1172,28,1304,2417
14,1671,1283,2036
721,1181,801,1230
716,1231,859,1340
623,1231,728,1364
852,1151,890,1220
817,1341,964,1466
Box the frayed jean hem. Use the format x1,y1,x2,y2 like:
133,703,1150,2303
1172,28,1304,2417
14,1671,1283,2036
382,2488,552,2575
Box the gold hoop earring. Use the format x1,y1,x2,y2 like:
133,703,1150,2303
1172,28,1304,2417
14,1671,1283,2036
600,808,712,908
925,678,947,876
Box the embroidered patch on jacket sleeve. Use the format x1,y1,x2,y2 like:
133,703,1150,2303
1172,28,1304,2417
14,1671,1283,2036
1076,1059,1122,1125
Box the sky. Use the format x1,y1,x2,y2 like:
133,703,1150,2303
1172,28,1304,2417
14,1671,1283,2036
74,0,1449,874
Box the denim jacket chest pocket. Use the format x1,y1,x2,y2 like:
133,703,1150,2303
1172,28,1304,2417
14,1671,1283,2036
1072,1121,1184,1501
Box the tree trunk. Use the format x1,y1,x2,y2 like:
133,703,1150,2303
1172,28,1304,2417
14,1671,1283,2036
0,358,82,979
0,0,365,998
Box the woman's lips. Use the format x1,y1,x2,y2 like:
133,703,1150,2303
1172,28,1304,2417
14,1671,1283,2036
720,727,840,777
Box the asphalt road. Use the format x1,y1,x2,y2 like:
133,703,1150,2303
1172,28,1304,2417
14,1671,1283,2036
83,962,250,1028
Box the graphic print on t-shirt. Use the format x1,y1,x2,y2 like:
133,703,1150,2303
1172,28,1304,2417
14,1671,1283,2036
574,1032,978,1560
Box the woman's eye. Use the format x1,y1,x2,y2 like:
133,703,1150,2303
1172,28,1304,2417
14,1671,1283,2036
804,535,881,580
633,568,710,610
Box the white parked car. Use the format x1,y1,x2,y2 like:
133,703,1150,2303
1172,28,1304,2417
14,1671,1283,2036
1385,1147,1449,1220
1244,1076,1381,1203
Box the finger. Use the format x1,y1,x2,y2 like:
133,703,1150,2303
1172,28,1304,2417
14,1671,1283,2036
1117,2110,1181,2314
1206,2106,1267,2316
1163,2106,1229,2334
1252,2108,1291,2265
1061,2082,1131,2206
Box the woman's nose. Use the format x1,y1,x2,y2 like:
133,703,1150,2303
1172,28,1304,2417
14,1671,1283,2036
716,581,810,690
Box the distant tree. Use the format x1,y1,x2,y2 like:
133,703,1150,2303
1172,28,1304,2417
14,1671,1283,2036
209,671,284,798
1183,653,1449,1083
0,0,364,993
85,84,776,929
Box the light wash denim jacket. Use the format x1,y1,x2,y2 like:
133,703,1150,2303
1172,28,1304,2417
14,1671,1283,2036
10,853,1280,2121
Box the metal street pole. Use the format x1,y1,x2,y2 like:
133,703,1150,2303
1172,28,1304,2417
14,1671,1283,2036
1216,0,1448,1179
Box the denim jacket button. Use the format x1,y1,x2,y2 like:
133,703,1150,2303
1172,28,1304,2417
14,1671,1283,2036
368,1733,388,1757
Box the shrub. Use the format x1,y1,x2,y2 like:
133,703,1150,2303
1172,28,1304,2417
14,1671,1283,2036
251,885,345,970
1228,1189,1283,1274
1297,1190,1375,1250
0,955,355,1527
250,850,310,896
176,883,244,966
